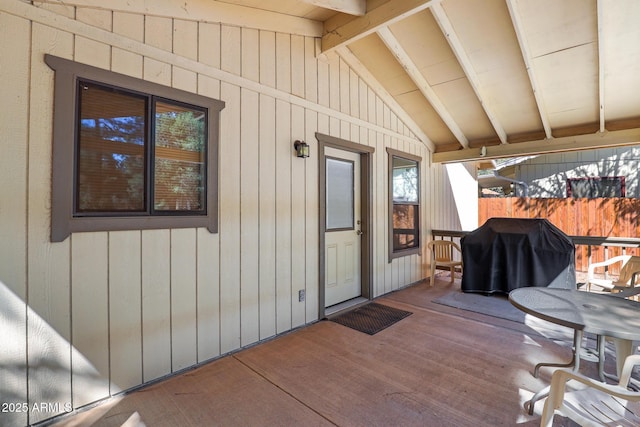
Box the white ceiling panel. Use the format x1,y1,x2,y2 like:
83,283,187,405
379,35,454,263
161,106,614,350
601,0,640,121
514,0,597,59
348,33,416,97
533,42,599,128
396,90,456,145
441,0,542,136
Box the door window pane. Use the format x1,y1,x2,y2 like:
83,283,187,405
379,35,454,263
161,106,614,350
326,158,354,230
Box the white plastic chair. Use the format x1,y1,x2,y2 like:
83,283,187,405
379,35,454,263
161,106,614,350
427,240,462,285
540,354,640,427
587,255,640,292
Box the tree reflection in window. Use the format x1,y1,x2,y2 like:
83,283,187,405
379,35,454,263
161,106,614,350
76,81,206,215
154,101,206,212
390,154,420,255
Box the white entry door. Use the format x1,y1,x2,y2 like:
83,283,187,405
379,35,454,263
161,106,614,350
324,147,361,308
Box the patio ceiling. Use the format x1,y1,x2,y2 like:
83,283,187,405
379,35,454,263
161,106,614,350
219,0,640,163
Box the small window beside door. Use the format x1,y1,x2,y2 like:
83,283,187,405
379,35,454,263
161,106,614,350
388,149,421,260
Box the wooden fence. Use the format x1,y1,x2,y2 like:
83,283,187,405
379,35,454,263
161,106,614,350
478,197,640,272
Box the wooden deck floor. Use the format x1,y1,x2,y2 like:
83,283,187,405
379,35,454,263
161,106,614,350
53,276,596,427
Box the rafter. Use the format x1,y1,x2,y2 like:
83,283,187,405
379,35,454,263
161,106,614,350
506,0,553,139
377,26,468,148
430,3,508,145
336,46,435,152
302,0,366,16
433,128,640,163
597,0,606,132
321,0,438,53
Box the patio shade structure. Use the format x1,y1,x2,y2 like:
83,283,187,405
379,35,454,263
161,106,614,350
316,0,640,163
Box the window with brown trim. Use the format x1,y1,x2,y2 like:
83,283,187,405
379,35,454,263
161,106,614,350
388,148,421,260
566,176,625,198
46,55,224,242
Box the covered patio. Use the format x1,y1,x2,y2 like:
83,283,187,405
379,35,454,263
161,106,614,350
55,276,603,427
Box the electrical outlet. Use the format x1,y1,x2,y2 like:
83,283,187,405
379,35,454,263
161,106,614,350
298,289,305,302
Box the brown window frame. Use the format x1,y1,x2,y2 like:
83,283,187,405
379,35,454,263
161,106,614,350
387,148,422,261
46,55,225,242
566,176,626,198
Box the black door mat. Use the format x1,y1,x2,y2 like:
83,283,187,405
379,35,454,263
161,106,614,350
329,302,412,335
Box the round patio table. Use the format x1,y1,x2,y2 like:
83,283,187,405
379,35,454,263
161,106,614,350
509,287,640,414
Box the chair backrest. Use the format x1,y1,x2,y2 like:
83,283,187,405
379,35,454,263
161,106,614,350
541,354,640,426
619,256,640,285
428,240,461,262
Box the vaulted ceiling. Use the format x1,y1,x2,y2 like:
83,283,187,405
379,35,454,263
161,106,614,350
222,0,640,163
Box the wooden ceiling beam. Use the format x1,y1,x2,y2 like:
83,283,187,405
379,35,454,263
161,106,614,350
321,0,438,53
432,128,640,163
302,0,366,16
597,0,606,132
336,46,435,151
430,2,508,145
377,26,468,149
506,0,552,139
34,0,323,37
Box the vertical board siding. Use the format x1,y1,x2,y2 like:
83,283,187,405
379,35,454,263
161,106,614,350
276,99,293,334
0,3,464,424
219,80,242,354
173,19,198,61
305,38,319,104
170,228,198,371
196,36,223,360
303,108,320,324
241,28,259,82
276,33,291,94
196,227,221,362
219,23,243,354
291,35,305,98
26,21,74,427
199,22,221,69
108,231,143,392
71,232,110,407
142,230,172,382
291,105,307,326
240,87,261,346
257,93,277,340
0,11,28,427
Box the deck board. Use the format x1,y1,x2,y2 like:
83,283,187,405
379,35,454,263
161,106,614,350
54,277,596,427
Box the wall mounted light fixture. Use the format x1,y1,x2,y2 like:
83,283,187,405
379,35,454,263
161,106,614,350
294,140,309,158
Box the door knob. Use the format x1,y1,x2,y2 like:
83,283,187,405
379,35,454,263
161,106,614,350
356,229,363,236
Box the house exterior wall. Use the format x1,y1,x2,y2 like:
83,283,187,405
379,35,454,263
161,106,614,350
0,1,458,425
515,146,640,198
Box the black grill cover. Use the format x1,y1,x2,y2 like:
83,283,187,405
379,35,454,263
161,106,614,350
461,218,576,294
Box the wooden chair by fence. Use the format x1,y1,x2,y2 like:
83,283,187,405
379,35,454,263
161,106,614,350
427,240,462,285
